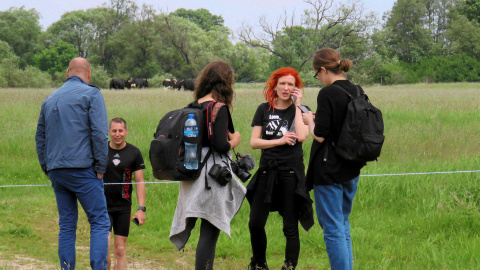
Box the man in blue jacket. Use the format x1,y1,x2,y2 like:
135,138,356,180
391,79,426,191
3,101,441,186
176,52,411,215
36,57,110,270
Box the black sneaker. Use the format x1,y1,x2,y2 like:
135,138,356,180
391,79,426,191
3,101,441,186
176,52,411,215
247,261,269,270
281,261,296,270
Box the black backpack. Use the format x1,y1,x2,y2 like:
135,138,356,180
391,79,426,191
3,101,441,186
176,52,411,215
149,101,226,181
332,85,385,162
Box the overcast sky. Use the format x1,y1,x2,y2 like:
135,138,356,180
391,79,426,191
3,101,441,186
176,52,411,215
1,0,395,32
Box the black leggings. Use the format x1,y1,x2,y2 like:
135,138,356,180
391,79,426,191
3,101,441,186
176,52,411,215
195,219,220,270
248,170,300,265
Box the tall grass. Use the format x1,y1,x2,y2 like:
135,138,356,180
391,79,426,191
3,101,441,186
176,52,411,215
1,83,480,269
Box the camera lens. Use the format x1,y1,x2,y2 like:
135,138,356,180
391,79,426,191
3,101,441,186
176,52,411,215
208,164,232,186
236,168,251,183
220,169,232,183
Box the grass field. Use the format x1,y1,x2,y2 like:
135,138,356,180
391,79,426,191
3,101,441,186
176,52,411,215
1,83,480,269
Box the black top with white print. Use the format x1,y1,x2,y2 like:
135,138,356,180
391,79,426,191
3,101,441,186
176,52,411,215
251,102,303,165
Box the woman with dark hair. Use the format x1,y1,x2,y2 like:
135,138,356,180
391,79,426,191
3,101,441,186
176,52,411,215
247,67,314,270
169,61,246,270
302,48,365,270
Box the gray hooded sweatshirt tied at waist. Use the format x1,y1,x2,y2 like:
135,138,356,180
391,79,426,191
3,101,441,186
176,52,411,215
170,148,247,250
35,75,109,174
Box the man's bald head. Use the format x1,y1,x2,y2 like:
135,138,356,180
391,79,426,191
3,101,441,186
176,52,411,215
66,57,91,83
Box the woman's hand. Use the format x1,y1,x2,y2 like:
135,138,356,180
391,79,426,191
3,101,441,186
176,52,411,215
279,131,299,146
291,87,302,106
228,131,241,149
302,111,314,126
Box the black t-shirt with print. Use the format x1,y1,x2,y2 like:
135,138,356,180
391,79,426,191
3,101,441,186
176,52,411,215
104,142,145,211
251,102,303,165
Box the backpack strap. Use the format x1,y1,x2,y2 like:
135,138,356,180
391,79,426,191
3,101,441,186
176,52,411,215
331,84,364,99
204,101,229,190
206,101,227,142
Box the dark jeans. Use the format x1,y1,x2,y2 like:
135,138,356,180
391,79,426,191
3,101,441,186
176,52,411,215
248,170,300,265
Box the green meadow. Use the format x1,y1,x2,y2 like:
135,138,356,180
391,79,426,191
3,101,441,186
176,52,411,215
1,83,480,269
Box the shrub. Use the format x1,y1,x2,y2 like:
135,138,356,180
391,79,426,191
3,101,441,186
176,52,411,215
148,73,174,88
9,66,51,88
90,65,110,89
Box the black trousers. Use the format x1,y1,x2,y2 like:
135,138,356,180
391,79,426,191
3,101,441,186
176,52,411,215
195,219,220,270
248,170,300,265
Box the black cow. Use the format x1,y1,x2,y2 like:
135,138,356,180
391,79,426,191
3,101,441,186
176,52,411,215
172,79,184,90
128,78,149,88
183,79,195,91
124,79,132,89
162,79,176,88
109,78,126,90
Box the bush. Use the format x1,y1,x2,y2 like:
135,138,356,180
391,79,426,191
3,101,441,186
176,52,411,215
148,73,174,88
90,65,110,89
9,66,52,88
51,71,66,88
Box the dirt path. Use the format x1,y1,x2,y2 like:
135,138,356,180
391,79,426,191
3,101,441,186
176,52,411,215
0,254,57,270
0,251,167,270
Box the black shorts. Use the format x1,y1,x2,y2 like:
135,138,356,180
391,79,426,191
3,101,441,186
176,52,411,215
108,208,132,237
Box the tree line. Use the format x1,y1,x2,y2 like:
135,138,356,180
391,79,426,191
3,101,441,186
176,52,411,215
0,0,479,88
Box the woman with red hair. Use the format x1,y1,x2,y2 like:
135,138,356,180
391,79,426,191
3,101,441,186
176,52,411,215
246,67,314,270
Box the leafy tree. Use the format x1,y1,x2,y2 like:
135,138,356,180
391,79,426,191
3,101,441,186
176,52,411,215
227,43,269,82
34,41,79,75
154,13,233,78
238,0,376,72
45,0,137,75
113,4,161,78
384,0,433,62
86,0,137,72
0,6,42,68
446,12,480,57
44,10,94,58
172,8,226,32
462,0,480,23
0,40,18,65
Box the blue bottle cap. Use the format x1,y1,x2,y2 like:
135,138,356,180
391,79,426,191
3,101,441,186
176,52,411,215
189,113,194,118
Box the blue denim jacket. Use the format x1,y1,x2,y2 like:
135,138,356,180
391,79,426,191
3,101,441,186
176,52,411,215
35,75,108,174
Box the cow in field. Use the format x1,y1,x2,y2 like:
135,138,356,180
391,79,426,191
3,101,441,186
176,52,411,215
172,79,184,90
163,79,183,90
109,78,126,90
162,79,176,88
124,79,132,89
128,78,149,88
183,79,195,91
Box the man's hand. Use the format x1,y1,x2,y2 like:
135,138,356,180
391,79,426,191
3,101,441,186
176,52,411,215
97,173,103,179
133,210,146,226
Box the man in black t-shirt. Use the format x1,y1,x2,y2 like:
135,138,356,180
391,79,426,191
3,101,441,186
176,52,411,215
104,118,146,270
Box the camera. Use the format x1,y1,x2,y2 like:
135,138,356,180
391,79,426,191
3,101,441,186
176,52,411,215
208,164,232,186
231,153,255,183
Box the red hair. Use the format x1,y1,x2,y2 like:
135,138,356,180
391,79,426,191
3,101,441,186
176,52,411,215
263,67,303,110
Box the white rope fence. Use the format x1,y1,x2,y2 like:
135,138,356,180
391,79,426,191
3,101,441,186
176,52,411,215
1,170,480,187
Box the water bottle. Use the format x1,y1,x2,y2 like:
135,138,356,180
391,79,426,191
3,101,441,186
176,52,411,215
184,114,199,170
288,120,297,146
